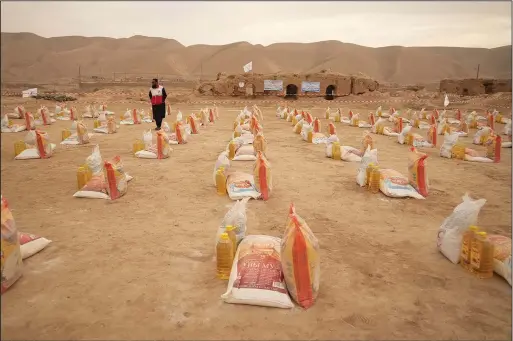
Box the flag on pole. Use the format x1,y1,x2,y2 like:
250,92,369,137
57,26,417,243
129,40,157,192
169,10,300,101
243,61,253,73
443,94,450,108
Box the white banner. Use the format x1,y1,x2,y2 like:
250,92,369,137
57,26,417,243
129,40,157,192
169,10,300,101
243,61,253,73
22,88,38,98
264,80,283,91
301,81,320,93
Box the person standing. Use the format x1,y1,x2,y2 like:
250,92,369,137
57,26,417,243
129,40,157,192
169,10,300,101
149,78,167,130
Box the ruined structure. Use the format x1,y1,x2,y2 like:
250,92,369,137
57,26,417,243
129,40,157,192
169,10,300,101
440,78,512,96
195,71,379,99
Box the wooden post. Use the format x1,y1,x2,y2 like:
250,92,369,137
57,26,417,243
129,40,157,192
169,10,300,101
476,64,480,79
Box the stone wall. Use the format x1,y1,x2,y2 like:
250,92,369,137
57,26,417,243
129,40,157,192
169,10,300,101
196,72,379,97
440,78,512,96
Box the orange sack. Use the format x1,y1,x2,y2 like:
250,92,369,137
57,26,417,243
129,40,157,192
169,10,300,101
313,118,321,133
253,151,272,201
281,203,320,309
408,147,429,197
328,122,336,135
104,156,128,200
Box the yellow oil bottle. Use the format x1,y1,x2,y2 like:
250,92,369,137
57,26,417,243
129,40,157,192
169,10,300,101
234,130,241,138
332,142,341,160
93,119,100,128
133,139,145,155
405,133,413,146
14,140,26,157
225,225,237,257
216,232,234,280
334,111,341,123
469,118,478,129
307,131,313,143
470,231,495,279
61,129,72,141
81,163,92,182
369,166,381,193
460,226,479,271
77,166,88,190
325,110,330,119
216,167,227,195
451,142,466,160
366,163,375,186
228,141,237,160
292,116,297,126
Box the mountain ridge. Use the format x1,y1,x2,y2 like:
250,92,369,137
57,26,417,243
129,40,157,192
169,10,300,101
1,32,511,84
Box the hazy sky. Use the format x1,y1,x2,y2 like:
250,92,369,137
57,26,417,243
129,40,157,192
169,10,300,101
1,1,511,48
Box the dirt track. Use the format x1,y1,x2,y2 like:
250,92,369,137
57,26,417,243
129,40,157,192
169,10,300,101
1,97,511,340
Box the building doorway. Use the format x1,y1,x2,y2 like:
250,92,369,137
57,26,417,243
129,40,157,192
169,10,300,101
245,84,255,96
285,84,298,100
325,85,336,100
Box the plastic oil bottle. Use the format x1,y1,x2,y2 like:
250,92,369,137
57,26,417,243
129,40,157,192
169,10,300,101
228,141,237,160
216,232,234,280
14,140,26,157
470,231,495,279
332,142,341,160
451,142,466,160
460,226,479,271
81,163,92,182
225,225,238,257
77,166,89,190
93,119,100,128
61,129,72,141
216,167,227,196
334,111,341,123
369,166,381,194
366,163,375,187
133,139,145,155
307,130,313,143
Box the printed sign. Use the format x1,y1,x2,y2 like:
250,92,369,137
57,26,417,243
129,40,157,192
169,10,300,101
264,80,283,91
301,81,320,92
22,88,38,98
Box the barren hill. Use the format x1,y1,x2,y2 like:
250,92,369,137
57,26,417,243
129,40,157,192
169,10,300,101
1,33,511,84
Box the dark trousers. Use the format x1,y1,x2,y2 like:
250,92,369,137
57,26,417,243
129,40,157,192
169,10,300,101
152,104,165,128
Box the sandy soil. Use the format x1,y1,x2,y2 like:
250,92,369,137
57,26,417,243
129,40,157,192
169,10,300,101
1,96,511,340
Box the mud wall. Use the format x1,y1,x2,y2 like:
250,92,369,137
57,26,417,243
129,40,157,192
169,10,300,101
196,73,379,97
440,78,512,96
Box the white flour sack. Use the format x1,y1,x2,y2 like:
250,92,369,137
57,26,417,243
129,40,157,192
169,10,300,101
436,193,486,264
226,172,260,201
379,169,425,200
221,235,294,309
19,232,52,260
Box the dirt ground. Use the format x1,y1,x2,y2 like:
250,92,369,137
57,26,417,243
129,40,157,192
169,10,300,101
1,95,511,340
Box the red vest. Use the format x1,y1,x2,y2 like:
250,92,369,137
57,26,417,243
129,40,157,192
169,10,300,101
150,86,164,105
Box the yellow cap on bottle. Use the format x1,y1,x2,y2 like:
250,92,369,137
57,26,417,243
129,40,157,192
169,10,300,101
219,232,229,240
225,225,235,232
477,231,487,237
469,226,479,231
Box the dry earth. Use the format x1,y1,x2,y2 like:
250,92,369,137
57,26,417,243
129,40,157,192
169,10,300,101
0,95,511,340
